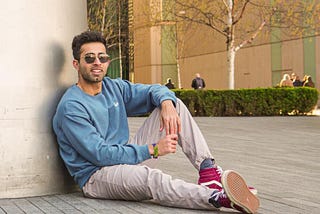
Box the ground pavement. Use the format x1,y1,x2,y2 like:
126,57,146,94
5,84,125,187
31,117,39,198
0,116,319,214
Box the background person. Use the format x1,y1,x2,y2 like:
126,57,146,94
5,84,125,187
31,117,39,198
303,75,315,87
165,78,175,89
291,73,303,87
191,73,206,90
279,74,293,87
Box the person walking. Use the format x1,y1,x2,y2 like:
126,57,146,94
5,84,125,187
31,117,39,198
52,31,259,213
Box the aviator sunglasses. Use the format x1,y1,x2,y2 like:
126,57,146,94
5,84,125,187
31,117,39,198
82,53,110,64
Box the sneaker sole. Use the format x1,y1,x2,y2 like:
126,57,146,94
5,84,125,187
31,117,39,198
249,187,258,196
221,170,260,213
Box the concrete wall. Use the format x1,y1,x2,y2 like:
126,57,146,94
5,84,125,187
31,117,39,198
0,0,87,198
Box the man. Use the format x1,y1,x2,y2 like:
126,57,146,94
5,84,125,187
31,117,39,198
191,73,206,90
291,73,303,87
53,31,259,213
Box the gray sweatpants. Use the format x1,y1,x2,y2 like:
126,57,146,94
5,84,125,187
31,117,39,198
82,99,217,210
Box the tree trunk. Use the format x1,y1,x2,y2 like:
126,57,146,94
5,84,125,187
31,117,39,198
226,0,235,89
175,24,181,89
118,0,123,78
176,58,181,89
227,47,236,89
100,0,107,32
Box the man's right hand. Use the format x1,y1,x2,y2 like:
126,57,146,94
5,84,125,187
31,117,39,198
149,134,178,156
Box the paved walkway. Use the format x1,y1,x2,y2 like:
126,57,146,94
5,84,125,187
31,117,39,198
1,116,319,214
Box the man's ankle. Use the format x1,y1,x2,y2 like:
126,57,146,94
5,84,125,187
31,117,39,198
200,158,215,170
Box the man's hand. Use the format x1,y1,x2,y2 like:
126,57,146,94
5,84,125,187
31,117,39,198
148,134,178,156
160,100,181,135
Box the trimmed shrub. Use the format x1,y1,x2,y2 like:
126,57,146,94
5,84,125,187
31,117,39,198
173,87,319,116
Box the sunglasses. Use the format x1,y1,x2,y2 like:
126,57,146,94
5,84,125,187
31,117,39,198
82,53,110,64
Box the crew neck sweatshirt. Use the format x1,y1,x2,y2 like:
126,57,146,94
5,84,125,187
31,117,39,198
52,77,176,188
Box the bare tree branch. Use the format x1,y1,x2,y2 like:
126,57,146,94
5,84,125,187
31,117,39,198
175,1,228,37
233,0,250,25
235,20,266,51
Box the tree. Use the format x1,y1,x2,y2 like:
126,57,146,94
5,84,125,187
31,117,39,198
158,0,320,89
137,0,193,88
87,0,130,79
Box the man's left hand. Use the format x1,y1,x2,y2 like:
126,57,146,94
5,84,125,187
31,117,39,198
160,100,181,135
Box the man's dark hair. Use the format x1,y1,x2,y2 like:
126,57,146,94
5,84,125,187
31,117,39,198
72,31,107,60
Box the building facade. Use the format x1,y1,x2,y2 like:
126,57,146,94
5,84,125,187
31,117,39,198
132,0,320,93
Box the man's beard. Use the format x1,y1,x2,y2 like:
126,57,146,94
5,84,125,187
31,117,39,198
81,72,104,83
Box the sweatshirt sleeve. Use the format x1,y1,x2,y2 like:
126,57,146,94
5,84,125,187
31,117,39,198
113,79,177,116
59,101,151,166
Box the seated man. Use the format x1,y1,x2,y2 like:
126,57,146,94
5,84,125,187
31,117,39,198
53,31,259,213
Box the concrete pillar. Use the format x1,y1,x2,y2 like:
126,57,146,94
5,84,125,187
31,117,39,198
0,1,87,198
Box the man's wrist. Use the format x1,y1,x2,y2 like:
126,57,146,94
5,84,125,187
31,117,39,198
151,143,159,159
161,99,172,107
161,99,177,109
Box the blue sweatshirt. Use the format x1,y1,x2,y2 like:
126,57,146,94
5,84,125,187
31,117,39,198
52,77,176,188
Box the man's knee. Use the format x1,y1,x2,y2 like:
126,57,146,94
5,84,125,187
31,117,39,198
176,98,189,113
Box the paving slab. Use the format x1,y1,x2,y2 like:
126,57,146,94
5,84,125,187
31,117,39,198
0,116,319,214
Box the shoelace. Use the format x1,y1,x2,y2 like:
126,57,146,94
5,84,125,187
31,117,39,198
210,189,227,201
215,165,223,176
210,188,233,209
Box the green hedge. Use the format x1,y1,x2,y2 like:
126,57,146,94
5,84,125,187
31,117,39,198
173,87,319,116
